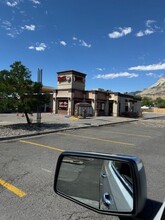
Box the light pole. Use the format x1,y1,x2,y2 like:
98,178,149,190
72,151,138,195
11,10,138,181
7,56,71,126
37,68,42,124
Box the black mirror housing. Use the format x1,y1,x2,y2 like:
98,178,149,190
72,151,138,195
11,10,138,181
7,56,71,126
54,151,147,218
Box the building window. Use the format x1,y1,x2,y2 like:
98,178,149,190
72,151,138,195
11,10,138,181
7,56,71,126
101,103,105,110
74,75,84,83
125,106,128,112
58,101,68,110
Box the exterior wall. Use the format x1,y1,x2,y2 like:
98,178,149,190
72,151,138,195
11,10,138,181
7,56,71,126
74,90,84,99
53,89,141,117
141,108,165,113
110,94,119,116
88,90,110,116
97,92,107,100
52,93,56,114
134,100,141,112
104,99,109,116
119,96,141,116
113,103,118,116
53,90,69,114
90,92,97,116
71,80,85,90
57,71,86,91
120,97,126,113
56,90,69,97
52,70,141,117
68,90,74,115
153,108,165,113
86,92,93,99
57,74,73,90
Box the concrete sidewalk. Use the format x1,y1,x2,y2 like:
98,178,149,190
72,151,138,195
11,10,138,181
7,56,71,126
0,113,138,126
0,113,138,141
1,112,165,125
0,112,164,141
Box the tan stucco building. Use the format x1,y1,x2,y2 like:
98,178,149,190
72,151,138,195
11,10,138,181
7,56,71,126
52,70,141,117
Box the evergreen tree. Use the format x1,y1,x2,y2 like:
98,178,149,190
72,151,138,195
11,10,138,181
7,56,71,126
0,61,50,124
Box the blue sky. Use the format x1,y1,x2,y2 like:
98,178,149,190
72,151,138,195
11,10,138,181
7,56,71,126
1,0,165,93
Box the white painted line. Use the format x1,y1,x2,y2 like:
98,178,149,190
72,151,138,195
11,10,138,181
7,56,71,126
154,198,165,220
41,168,52,173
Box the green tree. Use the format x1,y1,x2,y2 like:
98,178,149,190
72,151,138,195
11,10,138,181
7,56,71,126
0,70,13,112
154,97,165,108
134,95,142,100
0,61,50,124
141,97,153,107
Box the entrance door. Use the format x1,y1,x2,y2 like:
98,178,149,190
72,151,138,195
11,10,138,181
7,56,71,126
57,100,68,115
109,102,113,116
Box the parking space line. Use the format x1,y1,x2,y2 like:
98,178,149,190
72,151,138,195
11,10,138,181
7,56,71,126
97,130,151,138
0,178,26,198
41,168,52,173
20,140,64,152
57,133,135,146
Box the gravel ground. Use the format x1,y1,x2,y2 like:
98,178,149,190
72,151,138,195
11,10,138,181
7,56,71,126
0,114,134,139
1,113,164,140
0,122,74,139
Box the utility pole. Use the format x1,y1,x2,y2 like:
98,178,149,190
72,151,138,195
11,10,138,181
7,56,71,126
37,68,42,124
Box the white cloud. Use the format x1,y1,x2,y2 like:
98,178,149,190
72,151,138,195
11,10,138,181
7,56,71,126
31,0,40,4
6,1,19,7
108,27,132,39
96,68,105,71
28,46,35,50
136,19,158,37
1,20,22,37
146,20,156,27
144,28,154,35
1,19,26,37
146,72,155,77
1,20,12,30
21,24,36,31
7,33,15,37
72,37,77,40
28,43,47,51
136,31,144,37
94,72,138,79
79,39,91,48
71,36,91,48
129,63,165,71
136,29,154,37
36,43,47,51
146,72,164,78
60,41,67,46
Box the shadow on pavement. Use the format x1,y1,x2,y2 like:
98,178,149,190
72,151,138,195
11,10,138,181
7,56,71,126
2,123,70,131
120,199,163,220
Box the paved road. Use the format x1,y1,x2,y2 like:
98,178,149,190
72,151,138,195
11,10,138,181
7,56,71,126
0,119,165,220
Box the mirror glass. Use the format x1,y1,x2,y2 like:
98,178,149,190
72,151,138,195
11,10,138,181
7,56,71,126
56,156,133,212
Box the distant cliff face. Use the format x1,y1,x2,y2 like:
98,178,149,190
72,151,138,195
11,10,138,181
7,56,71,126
138,77,165,99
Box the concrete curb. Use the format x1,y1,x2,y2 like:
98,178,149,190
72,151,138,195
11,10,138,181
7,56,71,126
142,115,165,120
0,119,138,142
1,114,164,142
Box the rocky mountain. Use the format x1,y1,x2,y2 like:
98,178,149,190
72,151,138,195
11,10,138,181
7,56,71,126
137,77,165,99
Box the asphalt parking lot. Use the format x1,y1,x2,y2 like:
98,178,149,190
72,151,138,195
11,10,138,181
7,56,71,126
0,118,165,220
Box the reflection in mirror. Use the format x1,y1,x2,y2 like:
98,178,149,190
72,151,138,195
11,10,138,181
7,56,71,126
100,160,133,212
56,156,133,212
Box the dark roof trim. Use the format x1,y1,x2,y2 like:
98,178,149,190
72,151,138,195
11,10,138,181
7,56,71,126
54,88,84,92
57,70,86,77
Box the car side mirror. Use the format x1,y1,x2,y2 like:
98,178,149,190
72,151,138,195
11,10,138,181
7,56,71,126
54,151,147,218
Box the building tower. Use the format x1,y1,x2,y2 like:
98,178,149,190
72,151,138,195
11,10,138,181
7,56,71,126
53,70,86,115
